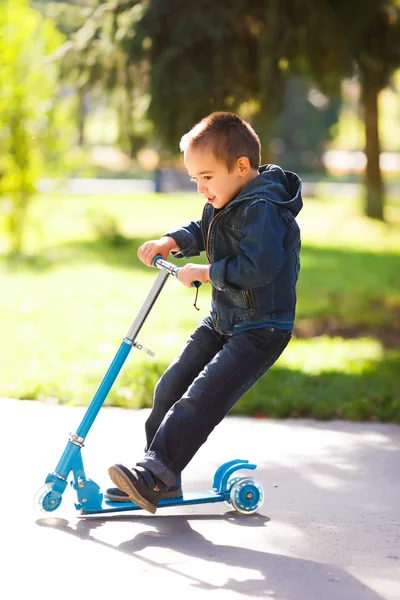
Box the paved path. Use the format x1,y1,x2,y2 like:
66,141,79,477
1,398,399,600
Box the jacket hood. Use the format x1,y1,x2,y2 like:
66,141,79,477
231,164,303,217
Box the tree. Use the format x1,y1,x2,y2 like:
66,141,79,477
140,0,260,150
41,0,97,146
0,0,70,255
141,0,400,218
53,0,342,164
256,0,400,219
133,0,345,164
50,0,151,156
352,1,400,219
52,0,400,219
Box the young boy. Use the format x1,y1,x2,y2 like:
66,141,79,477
107,112,302,513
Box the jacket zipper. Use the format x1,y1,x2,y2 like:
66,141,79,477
204,211,220,263
245,289,255,311
200,204,207,257
202,206,223,329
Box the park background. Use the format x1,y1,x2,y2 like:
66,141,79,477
1,0,399,421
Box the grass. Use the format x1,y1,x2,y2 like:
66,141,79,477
1,191,399,421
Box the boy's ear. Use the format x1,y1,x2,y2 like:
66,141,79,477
237,156,251,177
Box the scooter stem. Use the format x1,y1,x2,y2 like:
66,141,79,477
50,267,172,482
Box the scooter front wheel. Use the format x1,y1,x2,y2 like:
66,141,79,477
34,483,62,513
229,477,264,514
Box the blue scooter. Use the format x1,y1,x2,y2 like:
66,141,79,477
34,257,265,516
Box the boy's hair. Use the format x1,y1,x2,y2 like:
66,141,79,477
180,112,261,172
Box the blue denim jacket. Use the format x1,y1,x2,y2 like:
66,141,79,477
165,164,302,335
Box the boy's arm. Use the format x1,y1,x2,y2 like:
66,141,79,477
164,219,204,258
210,202,287,291
161,236,179,254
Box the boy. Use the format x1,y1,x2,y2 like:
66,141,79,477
107,112,302,513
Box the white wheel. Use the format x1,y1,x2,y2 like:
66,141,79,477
34,483,62,513
229,477,264,514
223,476,243,507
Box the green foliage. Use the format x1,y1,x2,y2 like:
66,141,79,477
138,0,258,149
36,1,96,38
134,0,356,149
351,0,400,89
51,0,400,206
270,0,400,218
0,0,72,255
272,79,341,172
107,360,167,409
141,0,399,213
234,339,400,422
51,0,152,155
86,209,129,246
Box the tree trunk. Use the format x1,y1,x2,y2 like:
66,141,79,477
77,88,87,147
361,74,385,220
10,190,29,256
256,0,284,165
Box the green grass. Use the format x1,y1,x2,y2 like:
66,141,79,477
1,191,399,421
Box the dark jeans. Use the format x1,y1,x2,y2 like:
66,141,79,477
137,316,291,488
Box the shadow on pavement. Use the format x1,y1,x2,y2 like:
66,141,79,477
37,512,385,600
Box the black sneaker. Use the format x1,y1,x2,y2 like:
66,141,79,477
105,484,183,502
108,464,170,514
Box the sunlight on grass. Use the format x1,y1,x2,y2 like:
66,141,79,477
281,336,383,374
297,196,400,252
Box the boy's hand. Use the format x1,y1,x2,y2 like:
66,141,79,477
138,237,178,266
177,264,210,287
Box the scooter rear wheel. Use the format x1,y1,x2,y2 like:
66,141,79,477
229,477,264,514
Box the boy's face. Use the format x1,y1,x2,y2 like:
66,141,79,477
184,146,249,209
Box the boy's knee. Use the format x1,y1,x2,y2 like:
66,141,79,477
154,369,182,406
153,375,170,406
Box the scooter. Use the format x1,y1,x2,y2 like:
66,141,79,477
34,256,265,516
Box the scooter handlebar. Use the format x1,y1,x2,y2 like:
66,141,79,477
151,255,202,288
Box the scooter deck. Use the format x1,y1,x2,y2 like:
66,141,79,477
81,490,225,515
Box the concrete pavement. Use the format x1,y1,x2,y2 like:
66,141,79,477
1,398,399,600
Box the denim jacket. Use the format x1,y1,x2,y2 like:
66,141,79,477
165,164,303,335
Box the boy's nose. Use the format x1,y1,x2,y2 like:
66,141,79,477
197,181,207,194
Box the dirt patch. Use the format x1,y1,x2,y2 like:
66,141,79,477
294,313,400,349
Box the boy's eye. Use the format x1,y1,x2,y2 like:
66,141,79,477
189,175,212,183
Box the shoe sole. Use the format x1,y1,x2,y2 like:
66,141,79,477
108,465,157,514
105,488,183,502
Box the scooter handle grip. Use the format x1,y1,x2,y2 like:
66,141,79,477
152,255,202,288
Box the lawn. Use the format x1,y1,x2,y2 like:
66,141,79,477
1,191,399,421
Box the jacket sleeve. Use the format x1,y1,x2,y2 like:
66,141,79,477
209,201,286,291
163,220,205,258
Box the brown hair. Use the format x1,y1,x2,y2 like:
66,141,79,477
180,112,261,172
